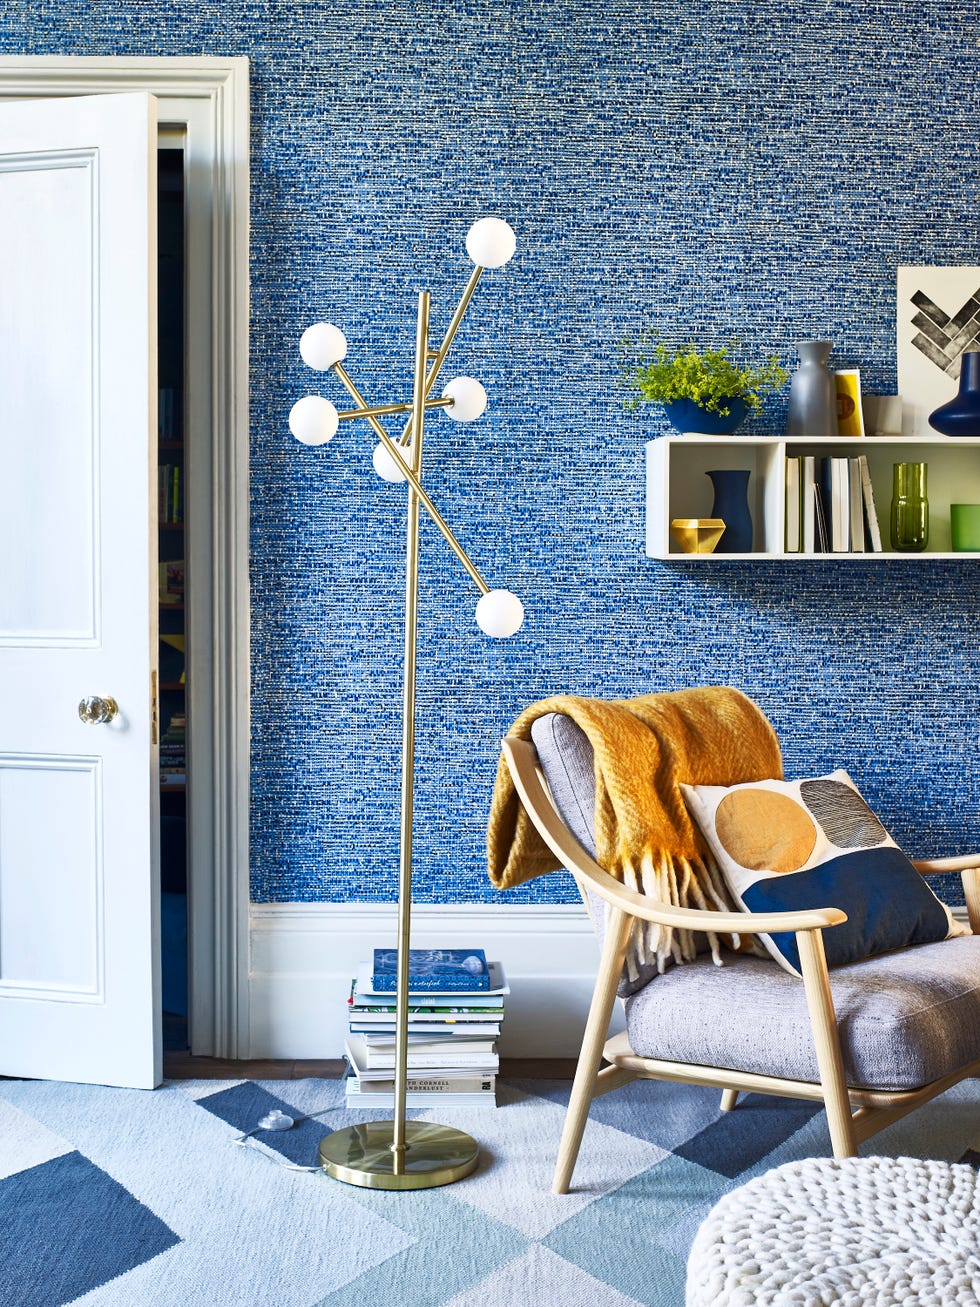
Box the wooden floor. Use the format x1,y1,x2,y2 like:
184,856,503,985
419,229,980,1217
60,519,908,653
163,1053,577,1081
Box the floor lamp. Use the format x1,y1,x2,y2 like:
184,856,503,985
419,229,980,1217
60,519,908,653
289,219,524,1190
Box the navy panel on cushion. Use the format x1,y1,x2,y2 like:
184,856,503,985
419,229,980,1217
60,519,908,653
741,847,953,974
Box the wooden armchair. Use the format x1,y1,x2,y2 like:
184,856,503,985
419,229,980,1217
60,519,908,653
502,728,980,1195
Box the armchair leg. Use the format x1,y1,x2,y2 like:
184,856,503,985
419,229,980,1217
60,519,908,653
720,1089,739,1112
553,906,633,1194
796,929,857,1159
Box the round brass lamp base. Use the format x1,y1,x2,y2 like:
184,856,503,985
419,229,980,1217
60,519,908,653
319,1119,480,1191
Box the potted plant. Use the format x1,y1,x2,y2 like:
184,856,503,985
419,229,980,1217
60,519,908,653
619,334,788,434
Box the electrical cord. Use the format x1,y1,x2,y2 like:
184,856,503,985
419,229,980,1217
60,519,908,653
231,1104,345,1173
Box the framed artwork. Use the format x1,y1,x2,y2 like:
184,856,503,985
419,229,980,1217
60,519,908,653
897,266,980,436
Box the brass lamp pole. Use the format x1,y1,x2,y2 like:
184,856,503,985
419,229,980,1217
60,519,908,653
289,219,525,1190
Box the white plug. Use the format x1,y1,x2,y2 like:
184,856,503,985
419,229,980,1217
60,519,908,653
258,1109,295,1132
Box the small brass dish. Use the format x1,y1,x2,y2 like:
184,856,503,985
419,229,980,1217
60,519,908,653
671,518,726,555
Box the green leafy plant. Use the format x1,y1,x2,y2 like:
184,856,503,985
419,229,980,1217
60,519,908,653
619,334,788,415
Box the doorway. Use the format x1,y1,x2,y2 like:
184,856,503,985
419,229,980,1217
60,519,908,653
0,57,251,1059
158,144,189,1051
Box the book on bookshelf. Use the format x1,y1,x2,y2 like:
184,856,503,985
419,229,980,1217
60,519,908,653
785,456,801,553
349,1021,501,1037
814,479,829,553
346,1034,498,1073
857,455,883,552
347,1073,495,1095
159,559,185,604
802,456,816,554
370,947,489,992
355,960,508,1001
345,1082,496,1108
848,457,865,554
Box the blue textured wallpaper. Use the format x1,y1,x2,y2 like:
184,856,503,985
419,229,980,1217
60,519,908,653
4,3,978,907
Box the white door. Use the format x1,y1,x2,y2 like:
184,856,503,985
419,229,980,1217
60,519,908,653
0,93,160,1088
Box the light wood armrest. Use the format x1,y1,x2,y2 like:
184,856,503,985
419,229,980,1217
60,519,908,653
913,854,980,874
501,736,847,938
913,857,980,933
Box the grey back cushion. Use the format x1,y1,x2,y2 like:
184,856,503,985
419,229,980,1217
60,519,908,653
530,712,662,995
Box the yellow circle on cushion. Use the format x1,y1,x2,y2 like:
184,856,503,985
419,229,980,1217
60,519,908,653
715,789,817,873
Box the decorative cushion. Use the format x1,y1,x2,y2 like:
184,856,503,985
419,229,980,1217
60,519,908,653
681,769,965,975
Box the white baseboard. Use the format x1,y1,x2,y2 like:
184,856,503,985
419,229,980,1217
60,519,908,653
247,902,621,1060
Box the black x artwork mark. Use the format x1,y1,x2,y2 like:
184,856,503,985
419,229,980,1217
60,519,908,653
909,288,980,374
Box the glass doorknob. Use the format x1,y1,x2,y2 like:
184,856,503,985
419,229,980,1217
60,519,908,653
78,695,119,725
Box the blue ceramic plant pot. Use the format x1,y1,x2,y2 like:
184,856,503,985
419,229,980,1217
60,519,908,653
929,351,980,436
662,396,749,435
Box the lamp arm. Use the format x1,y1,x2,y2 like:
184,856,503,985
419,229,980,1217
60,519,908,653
330,361,490,596
395,264,484,447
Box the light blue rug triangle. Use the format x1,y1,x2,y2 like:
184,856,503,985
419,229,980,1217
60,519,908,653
0,1075,976,1307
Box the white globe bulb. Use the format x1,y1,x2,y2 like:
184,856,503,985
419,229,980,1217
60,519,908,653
299,322,348,371
289,395,338,445
465,217,516,269
476,588,524,638
442,376,488,422
372,440,408,483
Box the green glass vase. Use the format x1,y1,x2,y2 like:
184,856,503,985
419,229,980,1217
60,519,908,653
890,462,929,552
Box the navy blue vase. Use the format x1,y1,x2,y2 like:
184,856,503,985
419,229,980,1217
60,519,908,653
663,396,749,435
707,469,753,553
929,351,980,436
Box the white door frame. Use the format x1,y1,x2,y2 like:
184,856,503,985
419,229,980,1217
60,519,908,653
0,56,251,1058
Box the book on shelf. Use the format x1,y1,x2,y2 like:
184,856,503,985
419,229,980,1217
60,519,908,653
857,455,883,552
158,464,183,524
345,1034,498,1074
370,947,489,993
801,456,817,554
819,456,850,552
848,457,865,554
159,559,185,604
347,1073,495,1096
345,1078,496,1108
785,456,801,553
349,1021,501,1037
813,479,829,554
355,960,508,1001
347,987,504,1021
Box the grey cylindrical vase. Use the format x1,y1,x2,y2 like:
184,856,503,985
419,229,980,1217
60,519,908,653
786,341,837,439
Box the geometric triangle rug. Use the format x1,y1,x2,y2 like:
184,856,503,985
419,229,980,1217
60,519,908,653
0,1075,977,1307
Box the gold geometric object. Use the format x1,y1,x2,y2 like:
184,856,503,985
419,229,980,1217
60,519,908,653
670,517,726,554
318,1120,480,1191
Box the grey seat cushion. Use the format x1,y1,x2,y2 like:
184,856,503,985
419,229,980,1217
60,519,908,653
623,933,980,1091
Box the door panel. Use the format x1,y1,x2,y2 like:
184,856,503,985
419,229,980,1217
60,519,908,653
0,150,96,642
0,92,160,1088
0,756,101,994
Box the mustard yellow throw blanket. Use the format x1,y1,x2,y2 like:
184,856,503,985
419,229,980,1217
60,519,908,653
487,687,783,975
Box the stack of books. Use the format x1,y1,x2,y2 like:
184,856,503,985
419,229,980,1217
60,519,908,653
160,711,186,786
344,948,507,1108
785,453,883,554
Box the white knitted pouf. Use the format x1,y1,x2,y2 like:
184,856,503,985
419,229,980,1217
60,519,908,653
686,1156,980,1307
